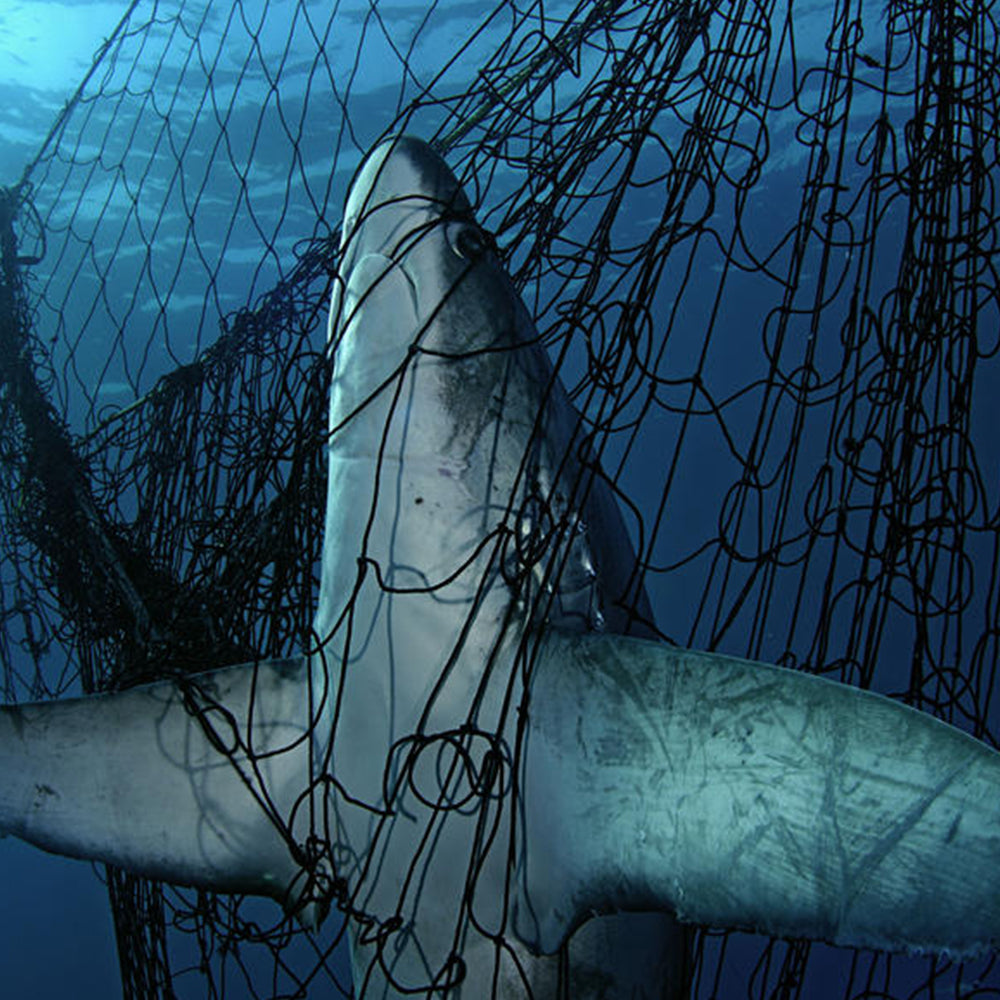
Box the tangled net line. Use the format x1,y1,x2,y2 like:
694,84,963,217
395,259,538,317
0,0,999,996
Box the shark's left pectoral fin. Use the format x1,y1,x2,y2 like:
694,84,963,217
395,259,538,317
0,658,316,908
517,630,1000,957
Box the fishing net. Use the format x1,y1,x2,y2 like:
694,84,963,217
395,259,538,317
0,0,998,996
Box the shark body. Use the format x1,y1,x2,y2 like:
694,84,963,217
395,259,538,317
1,136,999,998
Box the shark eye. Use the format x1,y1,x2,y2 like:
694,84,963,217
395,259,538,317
448,223,490,261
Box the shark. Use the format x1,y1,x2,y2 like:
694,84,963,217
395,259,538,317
1,134,999,999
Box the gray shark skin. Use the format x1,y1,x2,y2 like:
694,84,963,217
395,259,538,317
317,134,688,998
0,135,999,1000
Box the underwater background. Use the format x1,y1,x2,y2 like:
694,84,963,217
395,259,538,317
2,7,127,998
1,0,999,997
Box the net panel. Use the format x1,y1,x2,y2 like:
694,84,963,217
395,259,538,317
0,0,998,997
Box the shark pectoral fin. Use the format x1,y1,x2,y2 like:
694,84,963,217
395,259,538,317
517,631,1000,957
0,657,316,907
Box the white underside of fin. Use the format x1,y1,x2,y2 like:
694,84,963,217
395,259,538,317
520,631,1000,957
0,658,317,906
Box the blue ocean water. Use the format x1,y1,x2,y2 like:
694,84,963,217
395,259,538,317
0,0,998,998
1,6,138,995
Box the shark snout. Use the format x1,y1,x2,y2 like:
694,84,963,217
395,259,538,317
340,135,474,266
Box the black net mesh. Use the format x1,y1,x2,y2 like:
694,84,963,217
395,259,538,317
1,0,998,997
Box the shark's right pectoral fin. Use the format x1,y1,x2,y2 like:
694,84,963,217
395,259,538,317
0,657,319,910
517,630,1000,958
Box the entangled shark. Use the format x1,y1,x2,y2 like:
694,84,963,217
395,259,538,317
0,135,998,999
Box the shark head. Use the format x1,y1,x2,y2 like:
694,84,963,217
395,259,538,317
328,135,525,426
315,136,650,659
